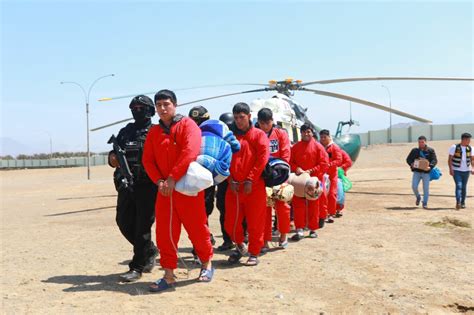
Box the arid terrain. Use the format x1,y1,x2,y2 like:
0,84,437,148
1,140,473,314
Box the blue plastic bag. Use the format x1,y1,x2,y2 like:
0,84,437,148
337,179,345,205
429,167,442,181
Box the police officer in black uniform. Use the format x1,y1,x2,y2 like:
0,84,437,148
215,112,236,251
108,95,158,282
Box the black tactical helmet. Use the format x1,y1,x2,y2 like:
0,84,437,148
129,95,155,118
188,105,210,126
219,112,234,128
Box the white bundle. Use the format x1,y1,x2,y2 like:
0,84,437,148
175,162,214,196
288,173,323,200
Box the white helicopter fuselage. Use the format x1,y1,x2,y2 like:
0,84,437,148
249,93,307,143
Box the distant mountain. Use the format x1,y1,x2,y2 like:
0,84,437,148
0,137,38,156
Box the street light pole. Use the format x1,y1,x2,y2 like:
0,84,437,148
381,84,392,143
61,74,115,179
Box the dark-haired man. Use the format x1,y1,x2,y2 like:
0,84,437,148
143,89,214,292
256,108,291,249
449,132,473,209
319,129,343,222
225,102,269,266
406,135,437,209
109,95,158,282
290,124,329,240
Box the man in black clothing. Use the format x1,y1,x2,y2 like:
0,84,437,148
109,95,158,282
406,135,438,209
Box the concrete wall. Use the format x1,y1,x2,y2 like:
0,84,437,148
0,155,107,169
358,123,474,146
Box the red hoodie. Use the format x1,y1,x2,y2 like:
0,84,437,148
340,149,353,173
142,116,201,183
230,126,269,183
325,142,343,176
267,127,291,163
290,138,329,178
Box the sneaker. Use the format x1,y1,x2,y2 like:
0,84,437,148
309,230,318,238
119,269,142,283
326,216,335,224
422,204,429,210
279,240,289,249
461,204,466,209
416,196,421,206
456,203,461,210
142,251,158,273
291,229,304,241
217,241,235,252
319,218,325,229
335,211,343,218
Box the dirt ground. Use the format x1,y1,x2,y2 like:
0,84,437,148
1,140,473,314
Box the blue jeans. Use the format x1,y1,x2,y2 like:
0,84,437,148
453,170,470,204
412,171,430,206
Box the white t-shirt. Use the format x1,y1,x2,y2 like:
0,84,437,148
449,144,472,172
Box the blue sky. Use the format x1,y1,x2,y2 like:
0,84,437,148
1,0,473,154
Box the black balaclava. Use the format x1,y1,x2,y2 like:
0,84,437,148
130,95,155,126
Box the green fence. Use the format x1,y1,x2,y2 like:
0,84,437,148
0,155,108,169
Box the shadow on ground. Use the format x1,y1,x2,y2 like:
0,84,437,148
45,206,115,217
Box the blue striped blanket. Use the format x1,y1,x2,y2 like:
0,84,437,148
197,119,240,185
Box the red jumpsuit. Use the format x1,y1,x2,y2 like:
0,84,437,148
290,138,329,230
142,117,213,269
262,127,291,242
224,126,269,256
340,150,353,175
337,149,353,212
324,142,343,216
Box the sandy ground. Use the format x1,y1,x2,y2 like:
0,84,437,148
1,140,473,314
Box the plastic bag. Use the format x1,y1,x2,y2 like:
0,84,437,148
338,167,352,192
175,162,214,196
429,167,442,181
337,179,345,205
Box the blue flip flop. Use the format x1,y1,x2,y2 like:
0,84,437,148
197,267,215,283
149,278,174,293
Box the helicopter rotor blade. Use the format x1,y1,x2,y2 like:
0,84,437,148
300,87,432,123
92,87,272,132
90,118,134,132
301,77,474,86
98,83,268,102
178,88,273,107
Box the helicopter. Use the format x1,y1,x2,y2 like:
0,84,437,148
92,76,474,162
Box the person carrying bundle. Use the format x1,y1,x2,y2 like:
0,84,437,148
143,90,214,292
319,129,343,223
256,108,292,250
289,124,329,241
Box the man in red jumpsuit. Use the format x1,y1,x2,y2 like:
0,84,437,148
256,108,291,249
142,89,214,292
290,124,329,241
225,102,269,266
319,129,343,223
336,148,353,217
